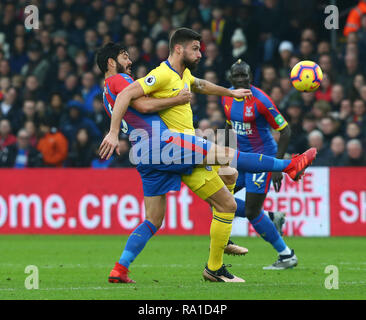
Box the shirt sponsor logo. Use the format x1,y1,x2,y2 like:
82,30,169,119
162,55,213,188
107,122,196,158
231,120,252,135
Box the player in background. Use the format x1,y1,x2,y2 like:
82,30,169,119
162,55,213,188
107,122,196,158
221,60,297,269
99,29,316,283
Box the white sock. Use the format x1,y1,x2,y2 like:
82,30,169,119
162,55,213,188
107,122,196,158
279,246,292,256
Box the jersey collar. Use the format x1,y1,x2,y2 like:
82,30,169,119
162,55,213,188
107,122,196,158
164,60,183,79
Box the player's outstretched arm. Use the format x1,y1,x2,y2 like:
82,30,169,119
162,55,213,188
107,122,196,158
191,78,252,99
131,88,192,113
99,81,144,160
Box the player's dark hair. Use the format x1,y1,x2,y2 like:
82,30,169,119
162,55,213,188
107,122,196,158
96,42,127,74
230,59,251,73
169,27,202,53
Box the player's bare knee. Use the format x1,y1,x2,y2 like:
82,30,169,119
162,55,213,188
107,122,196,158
219,167,238,186
214,196,237,213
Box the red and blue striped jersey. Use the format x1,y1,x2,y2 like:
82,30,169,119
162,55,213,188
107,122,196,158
221,85,288,156
103,73,168,138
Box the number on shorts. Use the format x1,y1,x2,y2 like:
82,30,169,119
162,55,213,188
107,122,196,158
252,172,266,184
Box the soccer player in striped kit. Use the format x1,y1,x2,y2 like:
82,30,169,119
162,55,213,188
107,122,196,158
221,60,298,269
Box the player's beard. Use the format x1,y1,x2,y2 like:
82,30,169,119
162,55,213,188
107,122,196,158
183,55,200,71
116,61,132,75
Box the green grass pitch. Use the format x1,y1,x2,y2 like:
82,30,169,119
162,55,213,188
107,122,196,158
0,235,365,300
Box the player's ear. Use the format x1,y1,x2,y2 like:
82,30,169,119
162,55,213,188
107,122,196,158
177,44,184,55
107,57,116,69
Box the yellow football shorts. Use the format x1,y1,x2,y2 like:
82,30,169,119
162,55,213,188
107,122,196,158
181,165,224,200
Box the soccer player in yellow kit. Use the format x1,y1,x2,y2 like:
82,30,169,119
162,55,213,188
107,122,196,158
100,28,316,283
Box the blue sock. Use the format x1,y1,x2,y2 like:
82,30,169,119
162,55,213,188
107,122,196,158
249,211,287,253
119,220,157,268
235,197,246,218
233,151,291,173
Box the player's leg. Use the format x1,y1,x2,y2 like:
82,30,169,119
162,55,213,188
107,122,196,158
217,166,249,256
109,195,166,283
203,185,245,282
181,166,244,282
203,143,316,181
236,172,297,269
234,197,286,235
244,192,298,270
109,166,180,283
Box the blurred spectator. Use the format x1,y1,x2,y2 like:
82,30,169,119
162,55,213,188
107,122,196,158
352,99,366,126
285,101,303,138
260,64,278,93
108,138,133,168
141,37,157,68
343,1,366,36
66,127,95,167
0,59,11,78
230,28,251,69
198,42,224,80
48,92,66,129
342,139,366,166
81,72,102,113
90,94,109,135
329,136,347,166
301,91,316,109
155,40,169,64
20,99,38,129
345,122,363,141
24,120,38,148
60,100,102,145
0,87,21,132
338,99,353,125
256,0,289,62
312,100,331,121
330,84,344,111
172,0,190,28
338,53,360,94
318,53,337,80
348,73,365,100
21,42,50,85
23,75,42,101
307,130,332,166
270,86,284,109
9,36,28,74
319,116,340,146
37,118,68,167
315,73,332,102
277,41,294,78
0,118,16,151
0,128,43,168
69,14,87,46
299,40,315,61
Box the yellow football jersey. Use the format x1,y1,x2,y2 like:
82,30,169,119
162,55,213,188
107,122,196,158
137,61,196,134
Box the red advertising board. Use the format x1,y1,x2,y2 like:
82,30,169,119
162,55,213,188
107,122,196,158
0,169,212,235
2,167,366,236
329,167,366,236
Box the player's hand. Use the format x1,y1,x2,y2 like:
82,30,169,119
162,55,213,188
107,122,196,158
176,88,192,104
99,131,120,160
272,172,283,192
231,88,252,100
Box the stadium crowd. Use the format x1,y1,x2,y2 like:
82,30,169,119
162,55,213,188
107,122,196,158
0,0,365,168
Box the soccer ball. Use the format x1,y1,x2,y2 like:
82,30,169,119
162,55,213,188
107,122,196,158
290,60,323,92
